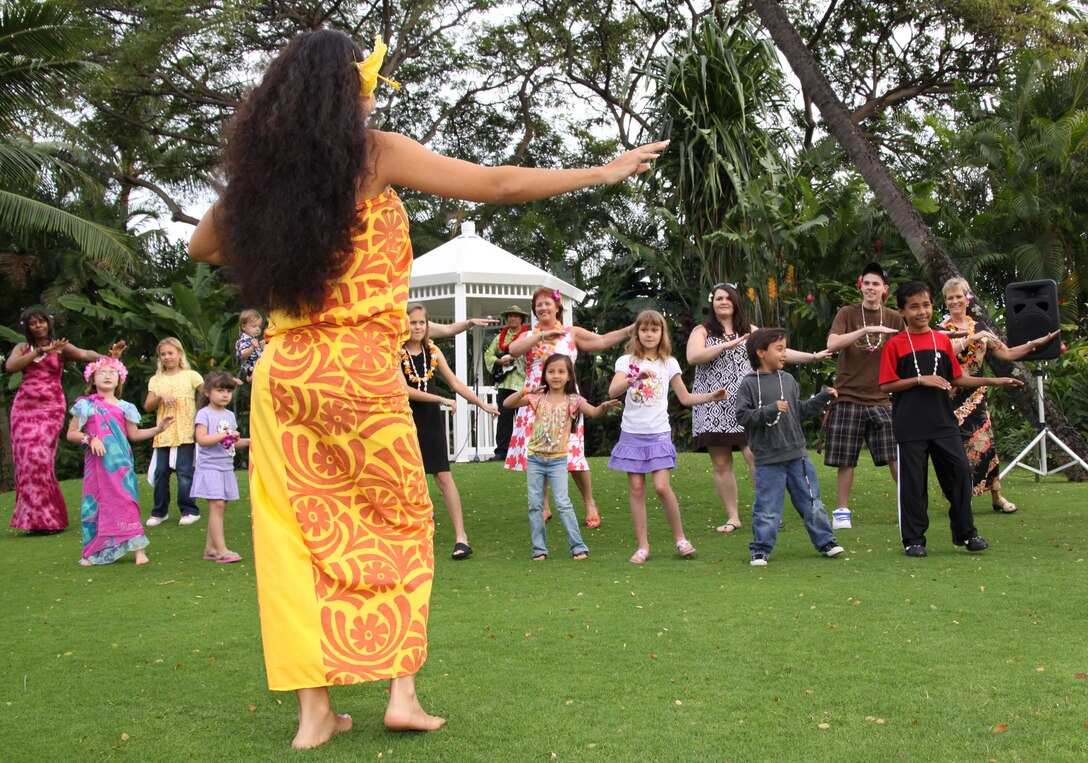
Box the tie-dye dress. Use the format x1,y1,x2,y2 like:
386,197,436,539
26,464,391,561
70,395,149,564
9,348,68,531
249,189,433,691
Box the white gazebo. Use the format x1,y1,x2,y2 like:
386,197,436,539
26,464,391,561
408,221,586,462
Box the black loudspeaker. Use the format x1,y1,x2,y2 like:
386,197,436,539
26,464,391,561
1004,279,1060,360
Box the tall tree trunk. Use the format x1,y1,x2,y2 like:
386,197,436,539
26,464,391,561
749,0,1087,480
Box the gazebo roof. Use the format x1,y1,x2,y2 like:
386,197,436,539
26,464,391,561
409,222,586,303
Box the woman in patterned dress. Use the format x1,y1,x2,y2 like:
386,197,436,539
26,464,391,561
189,29,668,750
688,284,829,534
504,287,633,528
941,277,1059,513
6,307,123,532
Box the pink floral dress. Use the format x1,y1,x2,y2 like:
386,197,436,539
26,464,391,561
9,347,68,531
504,328,588,472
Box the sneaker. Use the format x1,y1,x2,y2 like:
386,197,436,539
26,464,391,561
145,515,166,527
178,514,200,526
750,552,769,567
831,508,852,530
818,542,844,557
961,535,989,552
904,544,927,557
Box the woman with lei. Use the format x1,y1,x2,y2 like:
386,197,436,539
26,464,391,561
189,28,667,748
687,283,829,534
5,307,124,533
401,304,497,560
941,277,1059,513
505,287,633,528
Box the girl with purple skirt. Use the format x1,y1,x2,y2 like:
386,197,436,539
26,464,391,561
192,371,250,563
608,311,726,564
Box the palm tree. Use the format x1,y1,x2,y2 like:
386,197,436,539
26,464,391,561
749,0,1088,475
0,0,132,267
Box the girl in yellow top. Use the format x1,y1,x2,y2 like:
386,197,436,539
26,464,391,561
189,29,666,750
143,337,204,525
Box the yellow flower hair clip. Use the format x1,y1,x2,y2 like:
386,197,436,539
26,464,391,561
355,35,400,97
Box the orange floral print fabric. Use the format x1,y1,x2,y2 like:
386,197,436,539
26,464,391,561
249,189,434,690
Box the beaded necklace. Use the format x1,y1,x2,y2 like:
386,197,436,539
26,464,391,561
755,370,785,427
401,340,438,390
860,305,884,353
904,330,939,380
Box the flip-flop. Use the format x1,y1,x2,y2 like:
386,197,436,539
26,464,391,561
532,554,547,561
202,552,220,561
585,514,601,529
716,522,741,534
216,551,242,564
572,552,588,560
451,542,473,560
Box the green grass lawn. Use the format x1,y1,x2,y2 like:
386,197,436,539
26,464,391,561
2,453,1086,761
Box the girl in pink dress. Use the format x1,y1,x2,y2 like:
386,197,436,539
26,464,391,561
67,358,172,565
6,308,124,532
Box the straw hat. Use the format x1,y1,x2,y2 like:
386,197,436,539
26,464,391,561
501,305,530,320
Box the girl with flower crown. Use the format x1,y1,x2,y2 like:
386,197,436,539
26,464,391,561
6,307,124,533
608,310,727,563
189,27,666,746
65,358,173,566
505,286,634,528
401,304,498,561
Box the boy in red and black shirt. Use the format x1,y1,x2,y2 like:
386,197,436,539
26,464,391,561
878,281,1022,557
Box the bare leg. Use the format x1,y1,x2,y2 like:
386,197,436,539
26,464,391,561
628,473,649,551
135,549,149,565
204,500,228,557
708,446,742,529
433,472,468,545
572,469,597,522
385,674,445,731
836,466,855,508
652,470,687,543
293,687,352,750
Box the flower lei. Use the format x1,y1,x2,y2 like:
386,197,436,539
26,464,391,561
401,339,438,390
497,325,528,353
941,314,985,359
531,322,564,362
83,356,128,383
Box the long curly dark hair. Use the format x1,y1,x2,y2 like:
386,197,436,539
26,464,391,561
219,29,370,316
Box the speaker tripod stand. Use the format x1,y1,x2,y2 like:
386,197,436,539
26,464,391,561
1001,374,1088,479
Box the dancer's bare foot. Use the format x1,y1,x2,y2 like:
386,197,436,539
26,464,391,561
135,550,149,565
292,712,352,750
79,559,91,567
384,702,445,732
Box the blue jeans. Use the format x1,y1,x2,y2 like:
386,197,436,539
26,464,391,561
151,444,199,518
749,456,835,557
526,454,587,558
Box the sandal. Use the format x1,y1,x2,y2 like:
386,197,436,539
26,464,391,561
628,548,649,564
585,514,601,529
992,497,1018,514
451,541,473,560
532,554,547,561
572,552,588,560
676,539,696,557
716,522,741,534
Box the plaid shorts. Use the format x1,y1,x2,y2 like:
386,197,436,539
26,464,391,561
823,402,896,467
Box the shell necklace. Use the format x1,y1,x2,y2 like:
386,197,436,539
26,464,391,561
756,370,785,427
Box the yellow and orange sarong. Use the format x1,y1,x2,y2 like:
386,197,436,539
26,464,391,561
249,189,433,690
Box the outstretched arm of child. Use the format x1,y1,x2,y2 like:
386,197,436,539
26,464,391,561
127,416,174,443
435,347,499,415
670,375,726,408
429,318,498,339
578,398,622,419
951,374,1024,389
503,387,539,409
